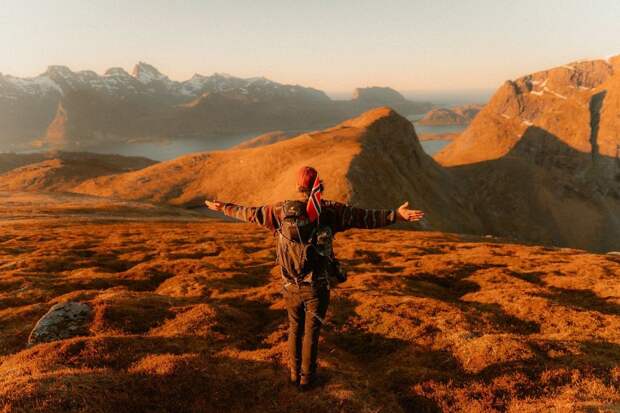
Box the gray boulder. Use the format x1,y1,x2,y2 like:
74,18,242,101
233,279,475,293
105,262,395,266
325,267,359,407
28,301,92,346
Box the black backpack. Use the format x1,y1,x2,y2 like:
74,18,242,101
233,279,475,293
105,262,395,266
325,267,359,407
275,200,347,286
275,200,322,283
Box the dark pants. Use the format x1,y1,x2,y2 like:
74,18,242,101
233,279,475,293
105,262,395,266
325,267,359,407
283,283,330,382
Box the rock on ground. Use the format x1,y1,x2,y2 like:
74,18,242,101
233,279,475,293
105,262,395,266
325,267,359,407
28,301,92,346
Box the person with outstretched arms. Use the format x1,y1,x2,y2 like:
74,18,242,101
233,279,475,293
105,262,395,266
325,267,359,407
205,166,424,390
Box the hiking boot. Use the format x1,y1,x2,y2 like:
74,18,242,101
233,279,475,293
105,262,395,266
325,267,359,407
299,374,315,391
289,371,300,386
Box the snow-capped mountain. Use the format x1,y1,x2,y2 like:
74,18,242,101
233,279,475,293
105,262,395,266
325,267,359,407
0,62,329,101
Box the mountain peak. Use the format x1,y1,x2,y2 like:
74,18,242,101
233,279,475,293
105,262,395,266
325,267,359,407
104,67,131,77
341,106,402,128
131,62,168,84
45,65,74,78
608,54,620,70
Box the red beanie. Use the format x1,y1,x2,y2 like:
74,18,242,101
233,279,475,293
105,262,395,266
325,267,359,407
297,166,318,192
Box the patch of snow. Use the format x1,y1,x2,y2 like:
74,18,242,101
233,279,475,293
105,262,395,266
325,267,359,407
545,87,567,99
105,67,131,78
33,76,62,93
531,86,567,100
522,120,533,126
247,76,271,85
4,74,62,95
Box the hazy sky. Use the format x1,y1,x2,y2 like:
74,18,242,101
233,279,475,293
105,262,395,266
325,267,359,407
1,0,619,96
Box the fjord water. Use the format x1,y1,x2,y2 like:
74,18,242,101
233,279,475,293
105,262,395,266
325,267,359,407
84,132,261,161
3,111,466,161
75,128,459,160
4,127,458,161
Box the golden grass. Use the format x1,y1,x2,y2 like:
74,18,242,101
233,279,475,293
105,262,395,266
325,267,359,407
1,216,619,412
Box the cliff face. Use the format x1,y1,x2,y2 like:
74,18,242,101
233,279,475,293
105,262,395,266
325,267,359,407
433,56,620,251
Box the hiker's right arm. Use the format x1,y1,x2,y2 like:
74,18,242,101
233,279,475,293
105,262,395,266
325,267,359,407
206,200,279,231
329,202,398,232
329,201,424,232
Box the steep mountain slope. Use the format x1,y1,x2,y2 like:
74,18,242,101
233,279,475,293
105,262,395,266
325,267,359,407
431,56,620,251
232,131,294,149
451,139,619,251
74,107,479,235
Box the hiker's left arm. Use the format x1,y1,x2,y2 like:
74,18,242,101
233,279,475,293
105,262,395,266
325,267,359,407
205,200,278,231
332,201,424,231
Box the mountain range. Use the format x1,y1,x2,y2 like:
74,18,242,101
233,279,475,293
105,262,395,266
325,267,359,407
0,63,431,149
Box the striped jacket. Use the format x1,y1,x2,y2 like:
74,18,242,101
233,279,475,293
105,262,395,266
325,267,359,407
223,200,397,233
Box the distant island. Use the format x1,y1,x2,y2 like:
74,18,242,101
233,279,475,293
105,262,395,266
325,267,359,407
417,104,483,126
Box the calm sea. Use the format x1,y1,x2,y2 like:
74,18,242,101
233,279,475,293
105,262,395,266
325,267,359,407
404,114,466,156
